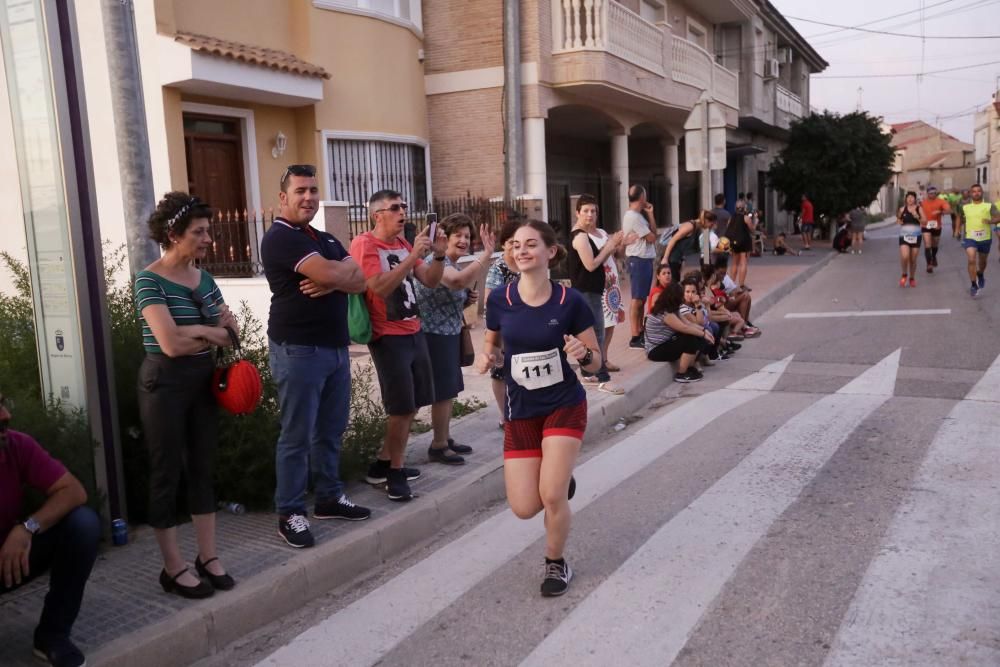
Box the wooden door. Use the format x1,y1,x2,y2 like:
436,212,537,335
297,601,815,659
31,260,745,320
184,114,249,276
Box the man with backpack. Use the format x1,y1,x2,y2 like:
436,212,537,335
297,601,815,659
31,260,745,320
261,165,372,549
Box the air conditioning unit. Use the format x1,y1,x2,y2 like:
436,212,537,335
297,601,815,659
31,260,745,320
764,58,780,79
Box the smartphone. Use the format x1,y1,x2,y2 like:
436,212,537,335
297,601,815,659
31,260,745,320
426,213,438,244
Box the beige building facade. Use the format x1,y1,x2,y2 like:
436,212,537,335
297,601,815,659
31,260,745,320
891,120,975,194
973,94,1000,202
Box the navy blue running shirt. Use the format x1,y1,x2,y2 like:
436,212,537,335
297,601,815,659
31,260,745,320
485,280,594,420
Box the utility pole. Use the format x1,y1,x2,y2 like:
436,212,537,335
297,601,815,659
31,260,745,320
856,87,863,112
101,0,159,275
502,0,523,202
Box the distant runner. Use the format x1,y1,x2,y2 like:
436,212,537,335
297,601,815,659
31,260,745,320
960,184,1000,298
919,185,949,273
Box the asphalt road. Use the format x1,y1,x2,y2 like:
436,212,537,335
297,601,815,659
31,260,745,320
202,228,1000,667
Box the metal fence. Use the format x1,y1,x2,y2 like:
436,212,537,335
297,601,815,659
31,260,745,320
199,208,273,278
348,194,528,250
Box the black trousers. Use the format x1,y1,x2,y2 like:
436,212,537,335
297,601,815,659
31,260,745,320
646,334,702,362
137,354,218,529
0,506,100,640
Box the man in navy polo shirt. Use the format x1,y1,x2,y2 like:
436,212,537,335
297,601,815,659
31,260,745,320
261,165,372,549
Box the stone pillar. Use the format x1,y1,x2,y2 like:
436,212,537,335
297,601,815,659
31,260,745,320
664,139,680,228
523,116,548,220
611,130,629,221
318,200,352,241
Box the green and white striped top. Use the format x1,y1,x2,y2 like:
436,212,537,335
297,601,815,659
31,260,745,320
134,269,224,355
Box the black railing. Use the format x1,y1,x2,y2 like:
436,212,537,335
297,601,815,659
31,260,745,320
199,209,273,278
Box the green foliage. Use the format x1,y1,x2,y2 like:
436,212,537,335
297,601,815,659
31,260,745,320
768,111,895,218
341,363,388,482
452,396,486,419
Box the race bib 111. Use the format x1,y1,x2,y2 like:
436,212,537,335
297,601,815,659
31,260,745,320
511,348,563,391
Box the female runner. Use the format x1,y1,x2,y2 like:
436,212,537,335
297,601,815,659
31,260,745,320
897,191,925,287
478,220,602,597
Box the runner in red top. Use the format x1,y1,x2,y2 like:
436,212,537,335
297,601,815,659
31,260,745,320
799,194,815,251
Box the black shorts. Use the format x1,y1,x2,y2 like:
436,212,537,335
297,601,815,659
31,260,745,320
503,400,588,459
921,227,942,238
424,332,464,402
368,332,434,416
898,236,922,249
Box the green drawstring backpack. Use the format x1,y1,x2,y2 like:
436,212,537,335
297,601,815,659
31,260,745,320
347,293,372,344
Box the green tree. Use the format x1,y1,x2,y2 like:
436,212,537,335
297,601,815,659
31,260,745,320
768,111,895,219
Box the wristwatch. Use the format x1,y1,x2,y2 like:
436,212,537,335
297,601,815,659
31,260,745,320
22,516,40,535
578,348,594,366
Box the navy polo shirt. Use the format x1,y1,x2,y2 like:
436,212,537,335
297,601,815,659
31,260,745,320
261,218,351,347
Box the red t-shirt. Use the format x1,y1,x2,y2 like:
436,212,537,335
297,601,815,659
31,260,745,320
0,430,67,537
921,197,950,224
801,199,814,223
647,284,664,314
349,232,424,339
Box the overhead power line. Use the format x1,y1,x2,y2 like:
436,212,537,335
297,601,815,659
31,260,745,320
814,58,1000,78
787,15,1000,39
803,0,960,39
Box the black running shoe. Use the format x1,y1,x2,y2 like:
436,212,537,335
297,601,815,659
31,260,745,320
728,342,742,351
278,513,315,548
314,494,371,521
386,468,414,502
628,336,644,349
366,459,421,484
33,632,86,667
568,475,576,500
674,369,701,383
540,560,573,597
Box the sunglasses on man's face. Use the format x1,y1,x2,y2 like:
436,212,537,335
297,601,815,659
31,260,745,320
280,164,317,186
375,203,409,214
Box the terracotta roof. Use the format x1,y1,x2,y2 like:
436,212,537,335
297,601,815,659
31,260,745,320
891,121,920,131
909,149,968,170
174,32,330,80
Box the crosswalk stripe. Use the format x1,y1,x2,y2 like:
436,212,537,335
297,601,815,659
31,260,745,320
522,349,902,667
255,358,794,667
824,354,1000,667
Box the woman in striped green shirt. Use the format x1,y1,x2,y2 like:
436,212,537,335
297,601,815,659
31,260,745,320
134,192,238,599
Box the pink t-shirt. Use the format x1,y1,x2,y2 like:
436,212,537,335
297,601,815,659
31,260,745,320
349,232,424,339
0,430,67,537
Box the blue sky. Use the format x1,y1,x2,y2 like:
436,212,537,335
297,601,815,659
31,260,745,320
773,0,1000,141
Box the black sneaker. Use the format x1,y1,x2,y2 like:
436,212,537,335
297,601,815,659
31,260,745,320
568,476,576,500
365,460,421,484
428,446,465,465
688,367,704,381
314,494,371,521
727,342,742,351
628,336,644,349
33,632,85,667
447,438,472,454
540,560,573,597
386,468,414,502
278,513,315,548
674,368,703,384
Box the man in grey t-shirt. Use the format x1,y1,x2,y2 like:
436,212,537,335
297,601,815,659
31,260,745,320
622,184,658,348
712,193,731,238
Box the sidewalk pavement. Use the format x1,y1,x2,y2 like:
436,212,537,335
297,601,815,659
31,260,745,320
0,246,835,667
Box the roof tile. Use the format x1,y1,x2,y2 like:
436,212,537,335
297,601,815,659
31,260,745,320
175,31,330,80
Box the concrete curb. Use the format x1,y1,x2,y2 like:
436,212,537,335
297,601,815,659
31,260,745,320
88,253,836,667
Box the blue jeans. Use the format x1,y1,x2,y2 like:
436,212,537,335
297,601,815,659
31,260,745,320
580,291,610,383
0,506,100,639
269,340,351,515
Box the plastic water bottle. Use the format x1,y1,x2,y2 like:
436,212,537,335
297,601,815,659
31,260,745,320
111,519,128,546
218,501,245,515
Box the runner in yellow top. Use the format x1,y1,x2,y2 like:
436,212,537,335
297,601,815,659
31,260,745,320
960,184,1000,297
919,185,949,273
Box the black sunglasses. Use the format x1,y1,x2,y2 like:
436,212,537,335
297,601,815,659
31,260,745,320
375,203,409,214
280,164,317,186
190,291,216,322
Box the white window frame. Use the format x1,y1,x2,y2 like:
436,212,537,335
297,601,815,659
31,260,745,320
321,130,433,216
686,17,708,50
313,0,423,37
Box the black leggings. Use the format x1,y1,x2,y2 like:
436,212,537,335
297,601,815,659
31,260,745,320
137,354,218,529
646,334,702,362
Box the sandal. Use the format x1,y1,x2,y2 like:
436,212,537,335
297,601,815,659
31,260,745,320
580,375,599,384
597,382,625,395
605,362,621,372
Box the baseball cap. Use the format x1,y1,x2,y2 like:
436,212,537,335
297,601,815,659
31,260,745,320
927,185,938,193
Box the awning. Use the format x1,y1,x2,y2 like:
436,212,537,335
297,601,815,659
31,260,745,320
727,143,768,157
158,32,327,107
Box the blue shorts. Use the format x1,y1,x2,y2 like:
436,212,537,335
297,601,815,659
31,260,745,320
963,238,992,255
627,257,654,299
801,223,815,236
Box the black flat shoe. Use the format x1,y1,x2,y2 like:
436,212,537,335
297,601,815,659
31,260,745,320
159,567,214,599
447,437,472,454
196,555,236,591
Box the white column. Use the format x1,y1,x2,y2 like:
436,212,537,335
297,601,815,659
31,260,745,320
611,130,629,223
664,140,679,228
523,116,548,220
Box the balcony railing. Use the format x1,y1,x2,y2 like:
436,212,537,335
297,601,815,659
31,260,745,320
776,84,803,118
552,0,664,75
671,37,739,108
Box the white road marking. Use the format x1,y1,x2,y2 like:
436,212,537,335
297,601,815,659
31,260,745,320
824,354,1000,667
254,358,794,667
522,349,902,667
784,309,951,319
